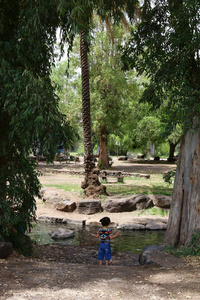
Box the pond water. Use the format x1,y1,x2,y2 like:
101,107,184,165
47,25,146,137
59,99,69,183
28,222,166,254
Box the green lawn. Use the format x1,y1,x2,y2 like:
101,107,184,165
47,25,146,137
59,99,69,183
104,174,173,196
45,183,82,193
44,174,173,197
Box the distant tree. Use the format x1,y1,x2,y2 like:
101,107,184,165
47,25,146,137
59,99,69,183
89,20,140,168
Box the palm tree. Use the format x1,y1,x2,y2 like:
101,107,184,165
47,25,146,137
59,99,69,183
57,0,138,197
80,30,107,197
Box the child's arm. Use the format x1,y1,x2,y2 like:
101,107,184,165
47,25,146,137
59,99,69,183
110,230,120,240
91,232,99,238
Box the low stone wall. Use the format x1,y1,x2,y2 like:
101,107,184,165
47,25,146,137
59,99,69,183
51,169,150,178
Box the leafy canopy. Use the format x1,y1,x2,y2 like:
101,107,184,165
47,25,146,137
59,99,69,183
122,0,200,129
0,0,68,253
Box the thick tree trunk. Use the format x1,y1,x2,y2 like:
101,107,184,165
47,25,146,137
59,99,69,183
98,126,110,169
164,128,200,246
80,31,107,197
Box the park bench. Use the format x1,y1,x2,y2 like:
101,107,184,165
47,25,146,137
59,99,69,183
100,170,124,183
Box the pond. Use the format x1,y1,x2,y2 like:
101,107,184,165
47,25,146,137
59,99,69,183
28,222,166,254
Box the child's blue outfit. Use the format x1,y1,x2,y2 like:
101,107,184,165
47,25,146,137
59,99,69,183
98,228,112,261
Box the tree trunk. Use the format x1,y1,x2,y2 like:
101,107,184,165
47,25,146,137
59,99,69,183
149,142,155,157
0,156,7,201
98,126,110,169
164,128,200,246
168,140,178,162
80,31,107,197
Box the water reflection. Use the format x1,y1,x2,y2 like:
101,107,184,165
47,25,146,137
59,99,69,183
28,222,165,254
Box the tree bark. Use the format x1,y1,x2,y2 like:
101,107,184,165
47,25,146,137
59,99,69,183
168,140,178,162
164,128,200,246
98,126,110,169
80,30,107,197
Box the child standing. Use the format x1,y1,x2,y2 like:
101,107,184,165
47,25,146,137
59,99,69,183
91,217,120,266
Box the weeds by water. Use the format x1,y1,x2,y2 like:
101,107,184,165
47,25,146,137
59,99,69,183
165,230,200,257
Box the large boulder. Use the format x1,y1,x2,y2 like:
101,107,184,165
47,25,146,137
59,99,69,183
117,223,146,230
0,242,13,259
51,228,74,240
76,199,102,214
117,217,168,230
102,195,153,213
39,188,67,204
56,200,76,212
151,195,172,209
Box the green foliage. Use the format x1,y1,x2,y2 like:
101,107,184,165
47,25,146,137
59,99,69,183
165,230,200,257
122,0,200,130
89,20,141,141
156,142,169,157
135,116,162,152
57,0,139,52
0,1,69,252
163,170,176,185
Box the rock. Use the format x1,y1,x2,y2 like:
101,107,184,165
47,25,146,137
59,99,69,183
117,223,146,230
56,200,76,212
139,245,163,265
151,195,172,208
76,199,102,214
139,245,185,268
117,217,168,230
118,156,128,161
86,221,117,227
40,189,66,204
63,219,86,226
51,228,74,240
135,195,154,210
0,242,13,259
146,222,167,230
37,216,64,223
102,195,153,213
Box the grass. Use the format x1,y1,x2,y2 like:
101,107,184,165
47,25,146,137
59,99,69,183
137,207,169,217
106,174,173,196
45,183,82,193
43,174,173,197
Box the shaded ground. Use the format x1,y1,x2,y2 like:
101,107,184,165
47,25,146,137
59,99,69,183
38,157,176,175
1,250,200,300
1,158,200,299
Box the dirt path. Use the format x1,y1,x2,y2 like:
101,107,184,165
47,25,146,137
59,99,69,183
1,252,200,300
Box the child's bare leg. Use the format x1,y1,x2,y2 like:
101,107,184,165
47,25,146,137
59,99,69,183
99,260,103,266
106,260,109,266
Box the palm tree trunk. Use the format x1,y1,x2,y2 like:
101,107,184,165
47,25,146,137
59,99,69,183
80,30,107,197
